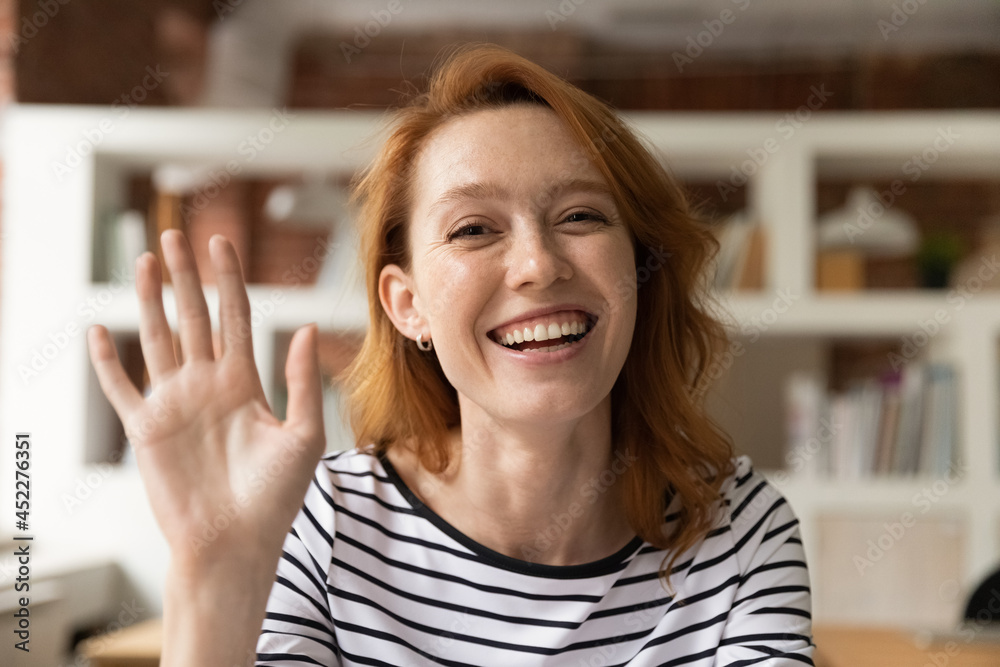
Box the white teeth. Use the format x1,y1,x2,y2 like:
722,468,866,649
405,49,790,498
493,319,591,348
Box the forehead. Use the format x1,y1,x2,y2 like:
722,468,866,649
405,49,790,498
410,105,608,211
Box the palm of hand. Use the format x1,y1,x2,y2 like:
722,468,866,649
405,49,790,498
88,230,326,572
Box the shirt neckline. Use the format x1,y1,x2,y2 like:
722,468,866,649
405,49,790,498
377,451,645,579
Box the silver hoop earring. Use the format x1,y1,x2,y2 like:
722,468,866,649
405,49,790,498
416,334,433,352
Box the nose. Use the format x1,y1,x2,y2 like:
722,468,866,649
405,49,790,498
505,222,573,291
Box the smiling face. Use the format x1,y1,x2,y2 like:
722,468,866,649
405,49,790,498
379,104,637,427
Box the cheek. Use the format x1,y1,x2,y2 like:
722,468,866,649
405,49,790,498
418,258,491,335
605,249,640,337
589,238,637,303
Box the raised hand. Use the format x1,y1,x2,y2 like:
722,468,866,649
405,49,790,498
87,230,327,665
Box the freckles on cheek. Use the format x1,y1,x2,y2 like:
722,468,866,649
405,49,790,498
419,257,480,324
596,243,636,284
436,259,474,295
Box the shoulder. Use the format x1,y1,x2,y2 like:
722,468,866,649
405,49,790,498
308,446,421,517
717,455,787,522
273,446,401,558
309,446,394,502
318,446,385,479
707,458,815,661
289,448,389,542
714,456,804,571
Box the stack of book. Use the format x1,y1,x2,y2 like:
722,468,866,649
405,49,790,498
97,209,147,282
784,362,956,478
708,212,765,291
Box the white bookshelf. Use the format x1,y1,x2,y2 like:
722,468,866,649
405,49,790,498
2,105,999,627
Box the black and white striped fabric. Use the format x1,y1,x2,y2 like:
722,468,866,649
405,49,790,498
256,450,814,666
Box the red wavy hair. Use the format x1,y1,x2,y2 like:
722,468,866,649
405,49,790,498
341,43,734,581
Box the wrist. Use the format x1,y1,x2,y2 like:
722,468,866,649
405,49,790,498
160,554,279,667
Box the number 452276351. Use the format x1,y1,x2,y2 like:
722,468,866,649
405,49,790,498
15,433,29,530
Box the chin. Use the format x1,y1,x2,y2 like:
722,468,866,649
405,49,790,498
496,394,605,427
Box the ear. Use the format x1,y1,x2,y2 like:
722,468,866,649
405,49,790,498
379,263,429,342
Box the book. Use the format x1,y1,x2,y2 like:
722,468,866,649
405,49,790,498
917,363,956,476
106,209,147,280
709,212,764,291
784,372,826,477
873,371,902,475
892,363,927,475
783,361,956,478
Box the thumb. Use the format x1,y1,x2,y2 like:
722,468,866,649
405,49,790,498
284,323,325,443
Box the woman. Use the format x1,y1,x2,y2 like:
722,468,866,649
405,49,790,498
87,44,814,665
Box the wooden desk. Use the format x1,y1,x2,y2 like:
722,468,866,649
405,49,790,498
75,619,1000,666
815,625,1000,667
77,617,161,667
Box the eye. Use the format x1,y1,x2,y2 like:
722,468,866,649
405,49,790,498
562,210,607,225
447,222,493,241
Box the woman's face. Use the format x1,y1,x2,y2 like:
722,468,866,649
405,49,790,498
381,104,637,426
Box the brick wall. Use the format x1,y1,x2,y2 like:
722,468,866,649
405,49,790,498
286,31,1000,111
14,0,212,105
288,28,586,109
0,0,16,314
7,10,1000,292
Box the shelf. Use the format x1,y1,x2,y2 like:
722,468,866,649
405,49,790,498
765,473,977,513
5,106,1000,629
714,291,1000,336
83,284,368,332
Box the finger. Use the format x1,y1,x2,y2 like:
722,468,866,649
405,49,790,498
135,252,179,383
284,323,326,444
87,324,144,418
210,235,254,361
161,229,215,363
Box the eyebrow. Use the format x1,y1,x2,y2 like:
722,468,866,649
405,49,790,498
427,178,613,217
428,182,511,216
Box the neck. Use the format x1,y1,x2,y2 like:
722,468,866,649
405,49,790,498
390,394,637,566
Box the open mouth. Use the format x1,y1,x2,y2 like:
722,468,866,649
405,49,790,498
489,313,597,353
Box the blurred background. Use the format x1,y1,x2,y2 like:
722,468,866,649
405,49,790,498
0,0,999,664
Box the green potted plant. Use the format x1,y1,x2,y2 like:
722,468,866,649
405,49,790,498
916,231,965,289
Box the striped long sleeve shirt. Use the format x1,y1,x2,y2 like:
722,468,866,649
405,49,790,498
256,450,814,666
